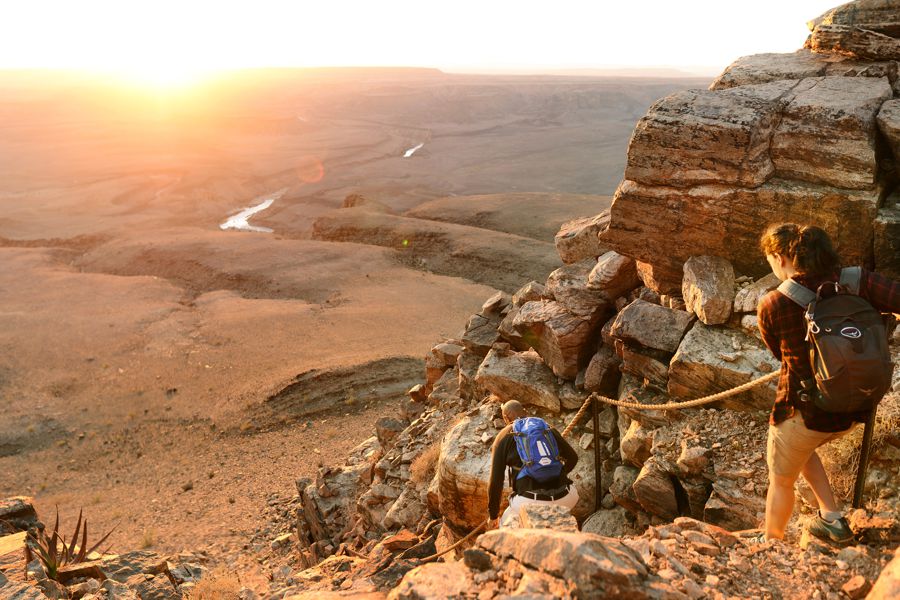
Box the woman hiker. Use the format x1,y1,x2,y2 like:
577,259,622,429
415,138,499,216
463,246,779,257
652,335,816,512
757,223,899,543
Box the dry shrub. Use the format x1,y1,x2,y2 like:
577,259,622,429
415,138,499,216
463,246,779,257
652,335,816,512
186,570,241,600
410,442,441,485
818,390,900,500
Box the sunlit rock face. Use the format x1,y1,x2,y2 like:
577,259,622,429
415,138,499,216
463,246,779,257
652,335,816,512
601,36,898,293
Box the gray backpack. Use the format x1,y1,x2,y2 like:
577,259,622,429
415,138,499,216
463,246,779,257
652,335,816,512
778,267,894,413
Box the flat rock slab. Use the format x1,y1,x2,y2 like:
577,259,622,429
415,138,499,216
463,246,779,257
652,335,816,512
625,81,797,189
478,529,650,596
711,50,899,91
711,51,829,90
810,24,900,61
610,298,694,354
475,348,562,412
668,323,778,411
601,178,880,293
771,76,892,190
388,562,473,600
517,504,578,532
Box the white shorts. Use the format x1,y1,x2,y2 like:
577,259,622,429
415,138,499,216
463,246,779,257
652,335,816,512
499,485,579,528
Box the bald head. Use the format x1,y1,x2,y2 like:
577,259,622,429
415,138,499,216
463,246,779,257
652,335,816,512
501,400,526,422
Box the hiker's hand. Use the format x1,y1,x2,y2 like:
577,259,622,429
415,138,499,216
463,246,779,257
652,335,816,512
487,518,499,530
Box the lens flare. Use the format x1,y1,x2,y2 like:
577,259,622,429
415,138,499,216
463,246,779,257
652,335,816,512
297,156,325,184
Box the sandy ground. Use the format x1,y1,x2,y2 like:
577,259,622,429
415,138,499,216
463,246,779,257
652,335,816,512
0,68,706,568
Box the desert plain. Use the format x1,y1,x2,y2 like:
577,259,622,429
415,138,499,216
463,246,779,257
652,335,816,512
0,68,707,570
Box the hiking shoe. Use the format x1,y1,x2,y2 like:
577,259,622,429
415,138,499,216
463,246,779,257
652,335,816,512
808,515,854,545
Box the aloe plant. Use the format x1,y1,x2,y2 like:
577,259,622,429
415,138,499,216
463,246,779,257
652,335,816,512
25,507,116,581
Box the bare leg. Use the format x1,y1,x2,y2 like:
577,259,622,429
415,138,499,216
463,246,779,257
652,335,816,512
765,472,796,540
800,450,839,514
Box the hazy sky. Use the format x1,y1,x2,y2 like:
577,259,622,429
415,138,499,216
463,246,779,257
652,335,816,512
5,1,840,82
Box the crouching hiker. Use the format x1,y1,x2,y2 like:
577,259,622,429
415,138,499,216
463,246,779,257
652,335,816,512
757,224,898,544
487,400,579,529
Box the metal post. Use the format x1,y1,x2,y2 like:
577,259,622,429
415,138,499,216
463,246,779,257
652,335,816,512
592,395,602,512
852,408,878,509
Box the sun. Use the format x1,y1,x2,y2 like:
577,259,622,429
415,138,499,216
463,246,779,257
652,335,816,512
110,61,220,90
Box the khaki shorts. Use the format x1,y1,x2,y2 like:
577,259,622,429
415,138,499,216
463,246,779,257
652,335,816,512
767,413,853,480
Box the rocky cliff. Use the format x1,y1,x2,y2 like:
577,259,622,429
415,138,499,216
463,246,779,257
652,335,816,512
3,2,900,600
600,0,900,293
273,2,900,598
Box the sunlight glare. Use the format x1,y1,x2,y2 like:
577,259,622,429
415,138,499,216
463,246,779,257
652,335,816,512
109,61,220,90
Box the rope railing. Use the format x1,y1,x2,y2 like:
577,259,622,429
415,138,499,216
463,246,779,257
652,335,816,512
563,369,780,435
418,368,781,562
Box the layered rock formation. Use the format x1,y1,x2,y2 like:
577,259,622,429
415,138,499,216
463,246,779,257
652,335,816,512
599,2,900,290
276,3,900,597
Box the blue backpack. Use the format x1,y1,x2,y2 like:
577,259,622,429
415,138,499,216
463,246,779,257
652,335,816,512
511,417,563,482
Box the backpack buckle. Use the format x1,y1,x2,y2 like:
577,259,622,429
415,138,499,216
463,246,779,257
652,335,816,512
798,379,818,404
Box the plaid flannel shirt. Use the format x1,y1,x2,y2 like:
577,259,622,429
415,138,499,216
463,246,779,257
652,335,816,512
757,268,900,433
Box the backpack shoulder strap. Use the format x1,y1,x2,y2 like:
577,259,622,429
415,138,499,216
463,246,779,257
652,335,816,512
777,279,817,308
839,266,862,295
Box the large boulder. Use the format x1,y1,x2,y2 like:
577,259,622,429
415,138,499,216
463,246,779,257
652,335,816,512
601,178,880,293
474,348,562,412
703,482,766,532
517,504,578,532
435,406,500,534
682,256,735,325
461,313,501,357
609,299,695,354
624,81,795,189
617,374,683,429
617,344,669,389
512,300,605,379
668,323,779,411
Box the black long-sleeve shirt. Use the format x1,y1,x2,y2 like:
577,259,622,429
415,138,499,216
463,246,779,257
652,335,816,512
487,422,579,519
